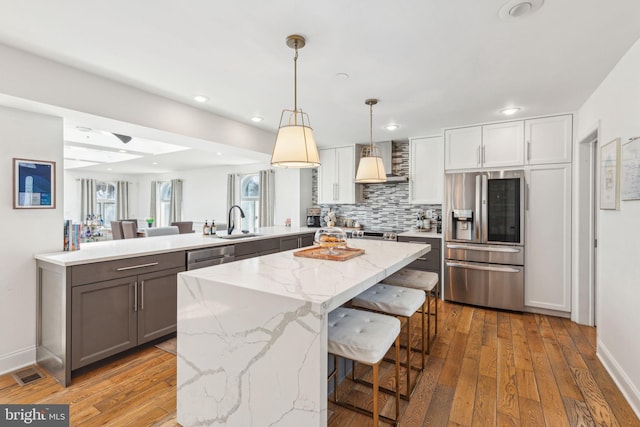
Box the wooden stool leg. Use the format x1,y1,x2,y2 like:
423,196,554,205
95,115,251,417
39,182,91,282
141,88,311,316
395,335,400,423
421,300,426,369
372,362,379,427
406,315,412,398
427,290,432,354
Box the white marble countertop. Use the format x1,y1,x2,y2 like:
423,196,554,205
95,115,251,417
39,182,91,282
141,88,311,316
35,226,317,266
177,238,430,426
397,229,443,239
179,239,431,311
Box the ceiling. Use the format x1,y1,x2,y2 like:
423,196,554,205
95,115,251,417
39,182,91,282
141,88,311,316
0,1,639,173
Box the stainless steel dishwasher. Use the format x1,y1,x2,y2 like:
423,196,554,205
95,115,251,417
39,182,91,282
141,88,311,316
186,245,235,270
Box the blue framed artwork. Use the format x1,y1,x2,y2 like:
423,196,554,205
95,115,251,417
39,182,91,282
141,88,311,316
13,158,56,209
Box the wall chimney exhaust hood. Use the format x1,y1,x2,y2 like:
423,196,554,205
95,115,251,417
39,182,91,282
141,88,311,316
357,141,408,183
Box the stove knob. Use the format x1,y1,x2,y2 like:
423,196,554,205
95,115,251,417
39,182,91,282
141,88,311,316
382,232,389,240
389,232,397,240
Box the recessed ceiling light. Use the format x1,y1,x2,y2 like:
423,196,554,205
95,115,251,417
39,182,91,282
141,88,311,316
107,168,113,171
251,116,263,122
193,95,209,103
498,0,543,19
335,73,350,80
119,149,127,153
76,126,92,132
152,162,159,165
216,152,223,156
499,107,521,115
385,124,400,131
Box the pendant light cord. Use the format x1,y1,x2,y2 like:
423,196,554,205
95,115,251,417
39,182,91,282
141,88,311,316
293,40,299,124
369,102,373,150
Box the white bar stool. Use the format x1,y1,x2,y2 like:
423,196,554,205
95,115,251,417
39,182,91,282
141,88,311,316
351,283,426,400
328,307,401,427
384,269,439,354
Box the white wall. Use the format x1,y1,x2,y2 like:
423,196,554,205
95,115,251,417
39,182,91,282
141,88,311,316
0,106,63,374
576,36,640,416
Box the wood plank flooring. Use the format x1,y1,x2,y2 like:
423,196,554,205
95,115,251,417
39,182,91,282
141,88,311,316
0,301,638,426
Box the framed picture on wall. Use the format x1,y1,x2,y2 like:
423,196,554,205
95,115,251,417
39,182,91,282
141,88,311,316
600,138,620,210
13,158,56,209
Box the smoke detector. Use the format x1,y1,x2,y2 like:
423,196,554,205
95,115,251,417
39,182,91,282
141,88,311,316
499,0,543,19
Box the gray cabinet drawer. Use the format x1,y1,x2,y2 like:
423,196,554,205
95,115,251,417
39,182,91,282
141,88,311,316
71,251,185,286
235,238,279,256
398,236,442,273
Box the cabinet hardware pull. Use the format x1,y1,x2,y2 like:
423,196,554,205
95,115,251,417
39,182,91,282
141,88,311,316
482,145,486,163
527,141,530,161
417,257,428,261
117,262,159,271
477,146,480,165
408,241,428,244
526,183,529,211
140,281,144,310
134,282,138,312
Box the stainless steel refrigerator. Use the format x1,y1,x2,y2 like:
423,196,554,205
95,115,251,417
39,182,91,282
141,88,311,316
444,170,525,311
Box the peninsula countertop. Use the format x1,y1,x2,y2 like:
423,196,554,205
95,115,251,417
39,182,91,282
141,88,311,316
35,226,317,266
177,238,430,427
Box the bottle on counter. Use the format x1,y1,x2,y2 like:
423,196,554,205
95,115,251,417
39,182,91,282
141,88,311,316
203,220,210,235
210,220,216,235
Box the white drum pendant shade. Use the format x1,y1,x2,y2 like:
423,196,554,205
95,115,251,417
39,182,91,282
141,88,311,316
355,154,386,183
271,123,320,168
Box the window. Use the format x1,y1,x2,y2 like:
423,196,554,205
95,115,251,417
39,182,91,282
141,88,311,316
157,181,172,227
96,182,116,224
240,174,260,231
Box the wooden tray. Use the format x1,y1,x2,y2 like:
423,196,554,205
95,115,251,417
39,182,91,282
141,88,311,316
293,246,365,261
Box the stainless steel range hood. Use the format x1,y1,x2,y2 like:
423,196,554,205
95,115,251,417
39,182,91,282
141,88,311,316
358,141,409,183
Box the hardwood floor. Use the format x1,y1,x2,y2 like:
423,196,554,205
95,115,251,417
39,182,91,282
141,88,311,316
0,301,638,426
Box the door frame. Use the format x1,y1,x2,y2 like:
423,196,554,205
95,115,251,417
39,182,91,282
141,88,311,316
573,123,599,326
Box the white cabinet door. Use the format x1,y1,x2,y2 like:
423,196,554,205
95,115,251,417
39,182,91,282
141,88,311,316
409,136,444,204
525,115,573,165
482,121,524,168
524,163,572,312
445,126,482,170
335,146,356,204
317,148,337,203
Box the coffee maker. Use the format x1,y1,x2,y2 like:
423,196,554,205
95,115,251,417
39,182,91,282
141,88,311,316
306,207,321,227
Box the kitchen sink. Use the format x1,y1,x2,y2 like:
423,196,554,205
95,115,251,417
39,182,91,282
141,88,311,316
218,233,261,240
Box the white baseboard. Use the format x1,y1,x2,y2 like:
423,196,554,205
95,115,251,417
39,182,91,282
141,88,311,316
0,346,36,376
597,339,640,420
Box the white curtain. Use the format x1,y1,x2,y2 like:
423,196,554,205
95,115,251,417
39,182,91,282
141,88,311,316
80,178,96,221
150,181,158,223
259,169,275,227
169,179,183,223
227,173,241,230
116,181,129,219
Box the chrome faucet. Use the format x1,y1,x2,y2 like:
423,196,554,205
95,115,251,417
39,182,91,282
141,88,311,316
227,204,246,235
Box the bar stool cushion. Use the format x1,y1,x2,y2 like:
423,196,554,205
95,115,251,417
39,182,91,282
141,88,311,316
328,307,400,365
384,269,438,292
352,283,425,318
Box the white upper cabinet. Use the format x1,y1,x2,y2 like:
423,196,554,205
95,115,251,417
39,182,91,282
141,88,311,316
317,146,361,204
482,121,524,168
445,122,524,170
409,136,444,204
525,115,573,165
444,126,482,170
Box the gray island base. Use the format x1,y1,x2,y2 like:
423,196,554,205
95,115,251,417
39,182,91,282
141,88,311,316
177,239,430,426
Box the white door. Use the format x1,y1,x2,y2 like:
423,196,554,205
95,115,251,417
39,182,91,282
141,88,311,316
525,115,573,165
445,126,482,170
482,121,524,168
410,136,444,204
524,163,572,312
317,148,336,203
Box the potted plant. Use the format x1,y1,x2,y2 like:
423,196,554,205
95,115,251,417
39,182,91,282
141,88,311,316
145,217,154,227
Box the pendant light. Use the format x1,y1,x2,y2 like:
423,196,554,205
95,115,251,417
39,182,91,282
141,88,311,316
355,99,387,183
271,35,320,168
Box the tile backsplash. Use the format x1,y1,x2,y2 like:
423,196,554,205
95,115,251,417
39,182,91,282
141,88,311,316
311,141,442,231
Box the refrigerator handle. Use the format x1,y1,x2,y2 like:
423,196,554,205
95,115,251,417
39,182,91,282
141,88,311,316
480,174,488,242
446,261,521,274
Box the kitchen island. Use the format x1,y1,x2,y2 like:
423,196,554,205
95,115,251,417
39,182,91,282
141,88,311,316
177,239,430,427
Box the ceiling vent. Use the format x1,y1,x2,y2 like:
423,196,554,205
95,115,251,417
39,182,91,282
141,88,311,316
499,0,544,20
112,133,132,144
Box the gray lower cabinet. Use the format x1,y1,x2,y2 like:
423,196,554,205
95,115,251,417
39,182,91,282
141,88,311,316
397,236,442,284
234,237,280,260
279,232,315,251
71,266,184,370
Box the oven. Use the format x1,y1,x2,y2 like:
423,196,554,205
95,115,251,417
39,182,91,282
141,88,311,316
347,229,400,241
